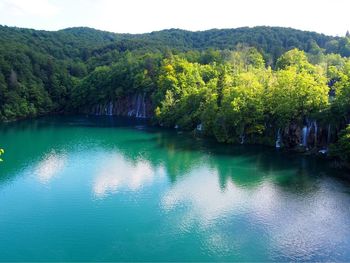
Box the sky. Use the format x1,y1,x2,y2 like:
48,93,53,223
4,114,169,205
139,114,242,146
0,0,349,36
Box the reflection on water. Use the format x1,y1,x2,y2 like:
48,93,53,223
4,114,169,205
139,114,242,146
163,167,279,225
34,151,66,184
163,165,350,261
93,152,165,198
0,116,350,261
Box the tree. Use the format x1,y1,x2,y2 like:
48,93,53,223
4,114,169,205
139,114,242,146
266,66,329,127
219,71,265,141
155,56,206,128
330,125,350,163
332,60,350,118
276,49,315,72
0,148,4,162
268,49,329,126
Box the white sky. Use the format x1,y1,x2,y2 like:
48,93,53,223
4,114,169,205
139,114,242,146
0,0,349,36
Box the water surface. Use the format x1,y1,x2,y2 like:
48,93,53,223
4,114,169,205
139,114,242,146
0,116,350,261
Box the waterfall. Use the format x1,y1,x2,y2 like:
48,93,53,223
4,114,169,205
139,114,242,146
107,101,113,116
104,104,107,115
91,93,148,118
300,120,319,148
135,93,142,118
240,134,245,144
135,93,147,118
127,109,134,116
313,121,318,146
142,92,146,118
95,104,102,116
318,123,331,155
301,126,308,147
275,128,281,148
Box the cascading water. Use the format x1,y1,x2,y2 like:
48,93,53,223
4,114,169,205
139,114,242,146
275,128,281,148
313,121,318,146
127,109,134,117
135,93,147,118
240,134,245,144
95,104,102,116
134,93,147,118
301,126,308,147
107,101,113,116
142,93,146,118
318,123,332,154
301,120,318,148
91,93,148,118
135,93,142,118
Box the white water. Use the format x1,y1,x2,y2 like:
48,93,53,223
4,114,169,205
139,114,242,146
313,121,318,146
107,102,113,116
275,128,281,148
94,93,147,118
240,134,245,144
301,126,308,147
135,93,146,118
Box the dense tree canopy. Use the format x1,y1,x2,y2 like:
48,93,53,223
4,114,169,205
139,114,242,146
0,25,350,162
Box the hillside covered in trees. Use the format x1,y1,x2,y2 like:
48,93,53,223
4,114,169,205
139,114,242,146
1,25,350,163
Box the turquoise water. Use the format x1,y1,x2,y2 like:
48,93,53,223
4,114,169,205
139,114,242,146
0,116,350,261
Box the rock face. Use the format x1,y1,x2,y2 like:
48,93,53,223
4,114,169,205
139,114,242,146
280,120,333,150
86,92,346,153
89,93,153,118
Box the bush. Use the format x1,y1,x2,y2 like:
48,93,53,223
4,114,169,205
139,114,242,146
330,125,350,163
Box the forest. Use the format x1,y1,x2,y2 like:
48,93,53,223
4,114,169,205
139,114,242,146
0,25,350,164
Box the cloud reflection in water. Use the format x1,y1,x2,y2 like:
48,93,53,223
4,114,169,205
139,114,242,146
34,151,66,184
162,167,279,227
161,166,350,260
93,152,165,198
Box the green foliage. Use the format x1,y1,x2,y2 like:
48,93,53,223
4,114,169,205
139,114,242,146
0,148,4,162
267,67,329,126
217,71,266,141
331,60,350,118
1,25,350,164
154,49,331,145
0,25,348,121
154,56,209,128
330,125,350,163
276,49,315,72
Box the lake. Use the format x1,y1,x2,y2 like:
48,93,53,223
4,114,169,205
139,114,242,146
0,116,350,261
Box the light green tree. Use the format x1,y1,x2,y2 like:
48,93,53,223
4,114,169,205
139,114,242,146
330,125,350,164
155,56,207,128
221,71,266,137
332,60,350,118
268,50,329,127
